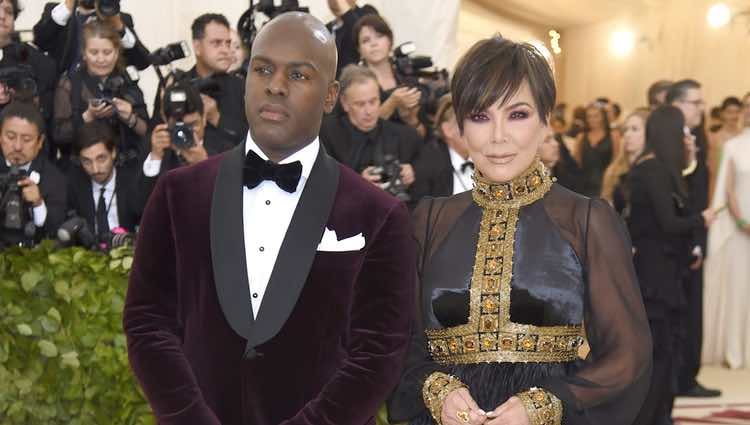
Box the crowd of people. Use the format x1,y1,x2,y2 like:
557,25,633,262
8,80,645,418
1,1,749,424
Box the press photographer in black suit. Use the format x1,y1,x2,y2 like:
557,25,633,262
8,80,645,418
141,82,233,196
0,0,57,140
320,64,421,201
325,0,378,78
66,121,143,238
171,13,248,146
0,102,66,248
411,93,473,199
33,0,150,73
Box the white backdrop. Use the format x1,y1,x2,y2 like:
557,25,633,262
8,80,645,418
16,0,460,112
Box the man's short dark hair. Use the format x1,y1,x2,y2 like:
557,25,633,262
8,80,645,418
352,14,393,49
74,121,118,155
163,83,204,118
647,80,673,106
721,96,742,110
191,13,230,40
0,101,45,136
665,79,701,104
451,35,556,131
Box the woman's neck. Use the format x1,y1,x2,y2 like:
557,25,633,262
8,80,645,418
368,60,393,80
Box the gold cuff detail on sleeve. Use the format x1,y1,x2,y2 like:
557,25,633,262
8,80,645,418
422,372,467,425
517,387,563,425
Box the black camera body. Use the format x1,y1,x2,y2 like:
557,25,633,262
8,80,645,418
149,41,190,67
79,0,120,17
163,87,195,150
370,154,411,202
238,0,310,53
0,167,29,231
0,43,39,103
392,42,450,115
58,212,133,251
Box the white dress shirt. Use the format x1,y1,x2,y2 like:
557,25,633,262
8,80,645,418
6,161,47,228
448,147,473,195
51,3,137,49
92,169,119,231
243,134,320,318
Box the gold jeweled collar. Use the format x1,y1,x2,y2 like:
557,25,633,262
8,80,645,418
472,158,554,209
426,158,584,365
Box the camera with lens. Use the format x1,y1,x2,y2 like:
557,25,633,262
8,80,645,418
58,211,133,251
149,41,191,67
369,154,411,202
79,0,121,17
163,85,195,150
0,43,39,103
392,42,450,115
238,0,310,53
0,166,29,231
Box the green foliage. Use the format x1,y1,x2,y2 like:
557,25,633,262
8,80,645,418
0,241,154,424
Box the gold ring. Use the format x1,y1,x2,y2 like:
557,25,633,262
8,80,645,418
456,410,470,423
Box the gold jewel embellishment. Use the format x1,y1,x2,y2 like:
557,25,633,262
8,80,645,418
426,159,584,364
422,372,468,425
517,387,563,425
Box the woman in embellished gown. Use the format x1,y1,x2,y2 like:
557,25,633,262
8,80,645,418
388,36,651,425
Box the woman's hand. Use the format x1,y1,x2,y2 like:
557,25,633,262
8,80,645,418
83,100,115,123
702,208,717,227
112,97,134,123
485,396,530,425
441,388,487,425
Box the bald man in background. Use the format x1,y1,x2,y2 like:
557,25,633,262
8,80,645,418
124,12,416,425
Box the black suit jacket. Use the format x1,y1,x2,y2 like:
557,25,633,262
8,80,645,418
0,155,67,247
410,137,455,199
65,162,144,233
33,2,151,73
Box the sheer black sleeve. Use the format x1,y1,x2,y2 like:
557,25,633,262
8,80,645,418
541,196,652,425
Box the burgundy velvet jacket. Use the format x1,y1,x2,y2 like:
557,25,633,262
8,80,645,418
123,142,416,425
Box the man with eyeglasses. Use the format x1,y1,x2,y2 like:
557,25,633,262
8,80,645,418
667,79,721,400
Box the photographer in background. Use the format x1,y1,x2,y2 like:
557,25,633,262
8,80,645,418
0,102,66,248
181,13,248,145
53,20,148,168
0,0,57,139
143,82,232,185
320,64,421,202
353,14,426,137
66,121,143,241
325,0,378,78
33,0,150,74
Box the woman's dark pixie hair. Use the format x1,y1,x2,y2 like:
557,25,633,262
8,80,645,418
451,35,556,131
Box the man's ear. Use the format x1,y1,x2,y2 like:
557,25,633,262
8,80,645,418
324,81,341,114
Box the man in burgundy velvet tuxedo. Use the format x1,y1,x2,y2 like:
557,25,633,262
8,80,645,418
123,12,416,425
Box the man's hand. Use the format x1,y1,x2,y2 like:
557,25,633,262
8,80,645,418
441,388,487,425
201,94,221,127
0,83,12,105
65,0,75,12
361,166,382,185
400,164,415,186
150,123,171,160
18,178,43,207
103,14,125,31
177,141,208,165
485,396,530,425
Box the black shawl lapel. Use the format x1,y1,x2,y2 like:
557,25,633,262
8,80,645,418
247,145,340,355
210,143,254,344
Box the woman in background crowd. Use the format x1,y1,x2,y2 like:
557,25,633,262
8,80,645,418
708,96,744,201
629,105,716,425
353,14,426,137
601,108,649,215
53,20,148,167
576,102,614,197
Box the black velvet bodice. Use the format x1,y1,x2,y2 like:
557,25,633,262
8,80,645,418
424,201,584,330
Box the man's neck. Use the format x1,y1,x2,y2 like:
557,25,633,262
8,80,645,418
0,36,11,49
255,140,314,164
195,62,216,79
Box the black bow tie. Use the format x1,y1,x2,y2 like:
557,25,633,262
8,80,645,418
460,161,474,173
243,149,303,193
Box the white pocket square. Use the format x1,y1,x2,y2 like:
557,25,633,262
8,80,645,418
317,228,365,252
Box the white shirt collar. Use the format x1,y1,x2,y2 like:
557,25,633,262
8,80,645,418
92,168,117,192
244,132,320,182
448,147,471,173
